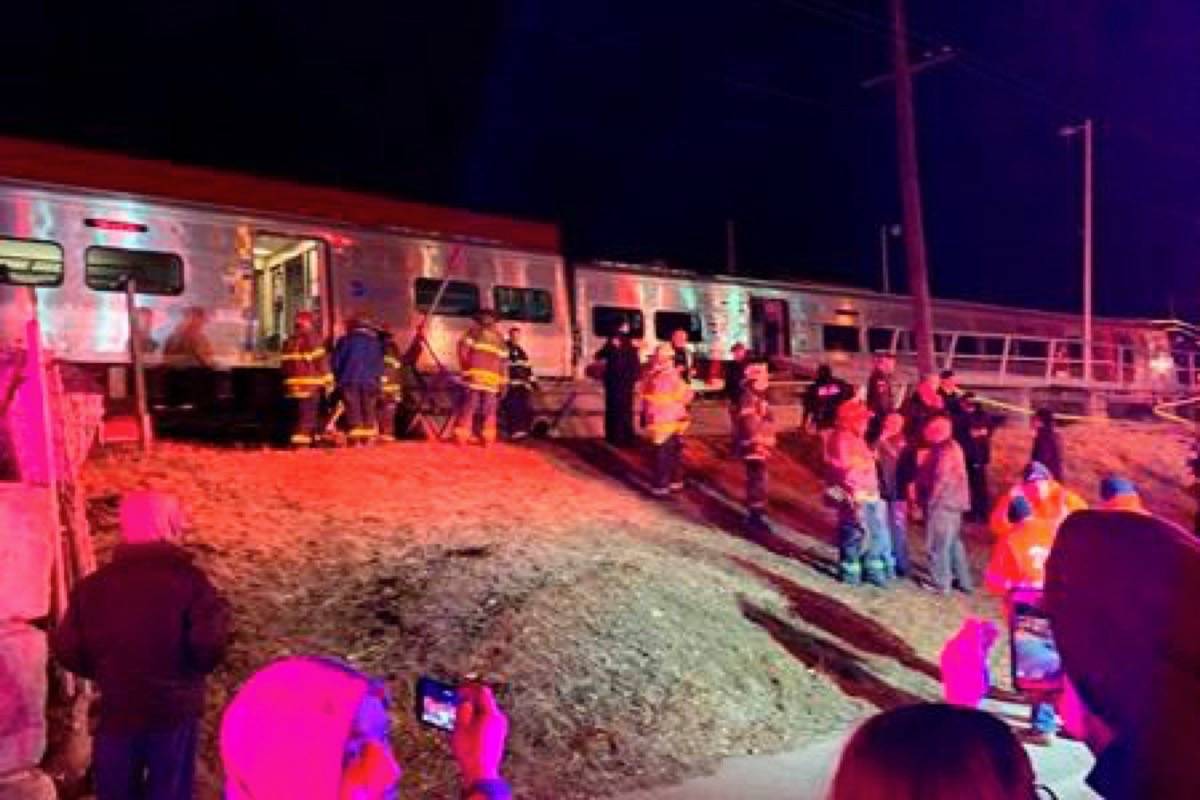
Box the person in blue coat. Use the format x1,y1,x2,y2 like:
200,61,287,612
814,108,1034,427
332,315,385,445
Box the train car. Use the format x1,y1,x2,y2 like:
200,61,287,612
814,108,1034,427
574,261,1191,395
0,137,571,425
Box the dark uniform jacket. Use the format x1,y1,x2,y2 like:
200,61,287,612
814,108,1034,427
673,346,694,382
596,338,641,391
333,326,385,388
1032,429,1065,482
962,407,994,466
804,376,852,430
281,328,332,399
724,359,747,403
51,542,230,734
507,342,535,389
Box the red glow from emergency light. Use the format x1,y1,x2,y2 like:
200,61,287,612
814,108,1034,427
85,218,148,233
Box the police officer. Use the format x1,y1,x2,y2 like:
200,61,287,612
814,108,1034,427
865,351,896,443
280,311,332,447
595,321,640,447
453,308,507,446
502,327,536,440
802,364,852,434
332,315,385,445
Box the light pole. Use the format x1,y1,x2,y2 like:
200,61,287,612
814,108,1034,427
879,223,902,293
1060,119,1094,384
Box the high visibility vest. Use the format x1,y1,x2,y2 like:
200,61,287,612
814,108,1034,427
990,481,1088,540
985,517,1057,594
640,366,693,444
459,325,507,393
281,330,332,399
381,340,402,398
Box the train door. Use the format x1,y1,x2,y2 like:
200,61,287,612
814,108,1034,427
750,297,791,357
251,233,329,351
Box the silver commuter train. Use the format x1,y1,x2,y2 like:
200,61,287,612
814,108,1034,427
0,136,1195,428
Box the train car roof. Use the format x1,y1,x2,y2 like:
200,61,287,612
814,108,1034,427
0,136,560,253
576,260,1165,329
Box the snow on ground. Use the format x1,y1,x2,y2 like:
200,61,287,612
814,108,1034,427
80,417,1193,799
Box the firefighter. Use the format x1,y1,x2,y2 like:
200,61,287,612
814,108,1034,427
736,361,775,527
332,315,385,445
826,399,893,586
640,343,694,497
453,308,507,446
989,461,1087,540
670,328,694,382
724,343,749,447
377,324,402,442
280,310,332,447
501,327,536,440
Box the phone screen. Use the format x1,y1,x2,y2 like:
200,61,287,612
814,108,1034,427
1010,598,1064,693
415,676,459,732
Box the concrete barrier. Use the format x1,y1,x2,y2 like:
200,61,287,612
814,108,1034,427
0,624,48,775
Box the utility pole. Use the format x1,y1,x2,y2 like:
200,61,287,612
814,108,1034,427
725,218,738,275
890,0,936,375
1060,119,1094,384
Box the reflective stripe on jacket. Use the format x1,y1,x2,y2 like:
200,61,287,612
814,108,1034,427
640,365,693,445
281,330,332,398
381,339,402,398
735,388,775,460
507,343,534,389
459,324,507,393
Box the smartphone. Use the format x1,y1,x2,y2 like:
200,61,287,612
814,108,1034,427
1009,593,1065,693
415,676,459,732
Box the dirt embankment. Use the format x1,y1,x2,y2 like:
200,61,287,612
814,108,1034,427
79,419,1192,798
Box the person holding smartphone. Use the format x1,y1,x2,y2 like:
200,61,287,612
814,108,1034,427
221,657,510,800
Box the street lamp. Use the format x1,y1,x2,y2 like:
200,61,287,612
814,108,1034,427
1060,119,1094,384
879,223,902,294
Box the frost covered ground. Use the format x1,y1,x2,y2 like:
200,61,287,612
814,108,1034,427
80,417,1193,799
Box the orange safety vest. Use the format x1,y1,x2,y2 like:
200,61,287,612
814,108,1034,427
985,516,1057,594
458,324,507,393
640,365,693,444
989,481,1087,540
281,330,332,399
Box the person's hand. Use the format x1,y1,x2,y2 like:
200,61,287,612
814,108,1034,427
452,684,508,786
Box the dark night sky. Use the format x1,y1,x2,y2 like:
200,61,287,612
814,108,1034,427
4,1,1200,319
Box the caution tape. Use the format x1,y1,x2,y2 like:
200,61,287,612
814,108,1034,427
1153,395,1200,426
972,393,1120,425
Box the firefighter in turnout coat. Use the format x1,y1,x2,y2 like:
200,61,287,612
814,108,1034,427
332,316,385,445
281,311,332,447
735,362,775,525
453,308,507,445
501,327,536,440
377,325,402,441
641,343,694,496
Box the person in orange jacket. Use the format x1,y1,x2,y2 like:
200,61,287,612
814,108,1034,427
1097,474,1147,513
986,496,1058,594
989,461,1087,540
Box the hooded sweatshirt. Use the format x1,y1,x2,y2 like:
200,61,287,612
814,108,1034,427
221,657,373,800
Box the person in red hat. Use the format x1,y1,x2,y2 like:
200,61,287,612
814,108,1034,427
1047,510,1200,798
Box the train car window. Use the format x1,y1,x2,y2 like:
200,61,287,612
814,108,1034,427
592,306,644,339
867,327,896,353
85,247,183,295
1012,339,1049,358
414,278,480,317
0,237,64,287
934,333,953,354
493,286,553,323
822,324,862,353
654,311,703,343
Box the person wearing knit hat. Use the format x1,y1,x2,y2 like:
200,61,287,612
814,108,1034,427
826,398,894,586
52,491,230,800
1046,511,1200,798
1097,475,1147,514
989,460,1087,541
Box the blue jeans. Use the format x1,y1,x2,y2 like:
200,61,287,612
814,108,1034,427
925,508,973,592
93,720,198,800
838,498,893,585
887,499,911,576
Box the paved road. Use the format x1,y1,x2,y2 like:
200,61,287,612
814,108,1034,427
617,706,1099,800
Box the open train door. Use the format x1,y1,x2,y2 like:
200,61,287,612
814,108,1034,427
251,233,330,350
750,297,791,358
